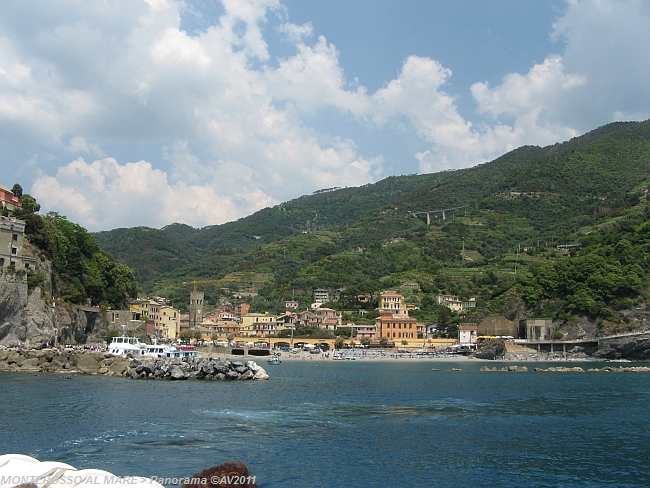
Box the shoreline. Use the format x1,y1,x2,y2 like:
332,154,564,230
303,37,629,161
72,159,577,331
212,350,610,363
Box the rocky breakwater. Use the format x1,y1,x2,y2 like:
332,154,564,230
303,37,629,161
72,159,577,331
480,365,528,372
0,348,131,375
126,357,269,381
534,365,650,373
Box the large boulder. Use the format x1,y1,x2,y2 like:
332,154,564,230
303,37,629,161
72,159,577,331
170,366,188,380
74,353,101,373
474,339,507,360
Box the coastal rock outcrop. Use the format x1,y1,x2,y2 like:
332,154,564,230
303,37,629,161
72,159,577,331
473,339,506,360
593,334,650,360
0,275,113,348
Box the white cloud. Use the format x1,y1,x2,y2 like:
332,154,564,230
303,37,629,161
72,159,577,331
0,0,645,230
32,157,277,231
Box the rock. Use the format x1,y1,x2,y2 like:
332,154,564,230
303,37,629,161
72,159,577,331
252,370,269,380
170,366,187,380
214,373,227,381
108,360,129,375
214,361,231,375
505,365,528,372
594,335,650,360
20,357,41,371
6,352,20,364
473,339,506,360
240,370,254,380
225,371,240,380
246,361,261,372
74,354,101,373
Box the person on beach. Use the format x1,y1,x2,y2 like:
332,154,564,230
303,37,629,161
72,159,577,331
182,461,258,488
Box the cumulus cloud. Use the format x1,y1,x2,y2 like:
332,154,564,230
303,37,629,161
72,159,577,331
32,157,277,230
0,0,646,230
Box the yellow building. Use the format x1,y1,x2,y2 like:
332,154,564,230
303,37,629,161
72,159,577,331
157,305,179,340
239,313,277,337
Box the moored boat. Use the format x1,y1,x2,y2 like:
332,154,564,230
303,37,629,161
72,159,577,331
107,336,143,356
164,344,198,358
267,355,281,365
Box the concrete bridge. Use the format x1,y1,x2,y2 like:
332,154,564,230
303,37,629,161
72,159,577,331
412,206,467,224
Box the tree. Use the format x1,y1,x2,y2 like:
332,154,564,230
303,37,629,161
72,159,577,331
360,337,371,346
11,183,22,198
16,194,40,216
334,337,344,349
379,337,388,346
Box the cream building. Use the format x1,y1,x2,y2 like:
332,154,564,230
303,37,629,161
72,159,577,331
157,305,179,339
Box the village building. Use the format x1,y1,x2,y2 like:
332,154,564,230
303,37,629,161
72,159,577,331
285,300,299,309
375,291,421,340
353,324,376,340
232,302,250,316
458,324,478,344
240,312,277,337
0,217,37,270
157,305,180,340
312,288,330,304
0,185,22,213
435,294,476,313
296,307,341,330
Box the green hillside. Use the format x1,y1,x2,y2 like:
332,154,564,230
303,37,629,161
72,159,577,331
94,120,650,336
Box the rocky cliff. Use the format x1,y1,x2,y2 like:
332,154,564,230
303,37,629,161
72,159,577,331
0,263,110,347
593,333,650,360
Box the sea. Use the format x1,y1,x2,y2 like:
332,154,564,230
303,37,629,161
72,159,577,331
2,360,650,488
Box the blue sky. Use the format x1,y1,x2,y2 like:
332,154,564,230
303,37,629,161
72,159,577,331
0,0,648,231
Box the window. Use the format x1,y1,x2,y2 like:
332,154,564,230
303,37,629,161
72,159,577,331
11,247,17,254
12,234,18,241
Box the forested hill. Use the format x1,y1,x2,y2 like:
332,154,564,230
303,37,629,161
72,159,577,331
90,119,650,339
95,119,649,285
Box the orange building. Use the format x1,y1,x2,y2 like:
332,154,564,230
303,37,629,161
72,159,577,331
375,291,421,340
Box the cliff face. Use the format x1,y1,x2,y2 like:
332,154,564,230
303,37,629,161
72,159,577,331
594,333,650,360
0,255,104,347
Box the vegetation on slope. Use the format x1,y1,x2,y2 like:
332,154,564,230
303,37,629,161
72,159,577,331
11,193,137,308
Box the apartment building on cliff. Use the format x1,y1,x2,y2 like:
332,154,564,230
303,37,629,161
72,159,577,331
0,217,37,270
0,185,21,213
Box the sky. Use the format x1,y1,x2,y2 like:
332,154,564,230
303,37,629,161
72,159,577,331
0,0,648,231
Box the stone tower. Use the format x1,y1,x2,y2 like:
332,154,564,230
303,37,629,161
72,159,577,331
189,290,204,329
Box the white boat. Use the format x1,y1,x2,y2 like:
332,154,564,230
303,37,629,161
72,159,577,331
267,355,281,365
163,344,198,358
142,344,171,358
107,336,143,356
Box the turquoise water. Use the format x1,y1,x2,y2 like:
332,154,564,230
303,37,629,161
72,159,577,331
2,361,650,487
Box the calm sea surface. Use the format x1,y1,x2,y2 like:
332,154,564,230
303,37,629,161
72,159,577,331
2,360,650,487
